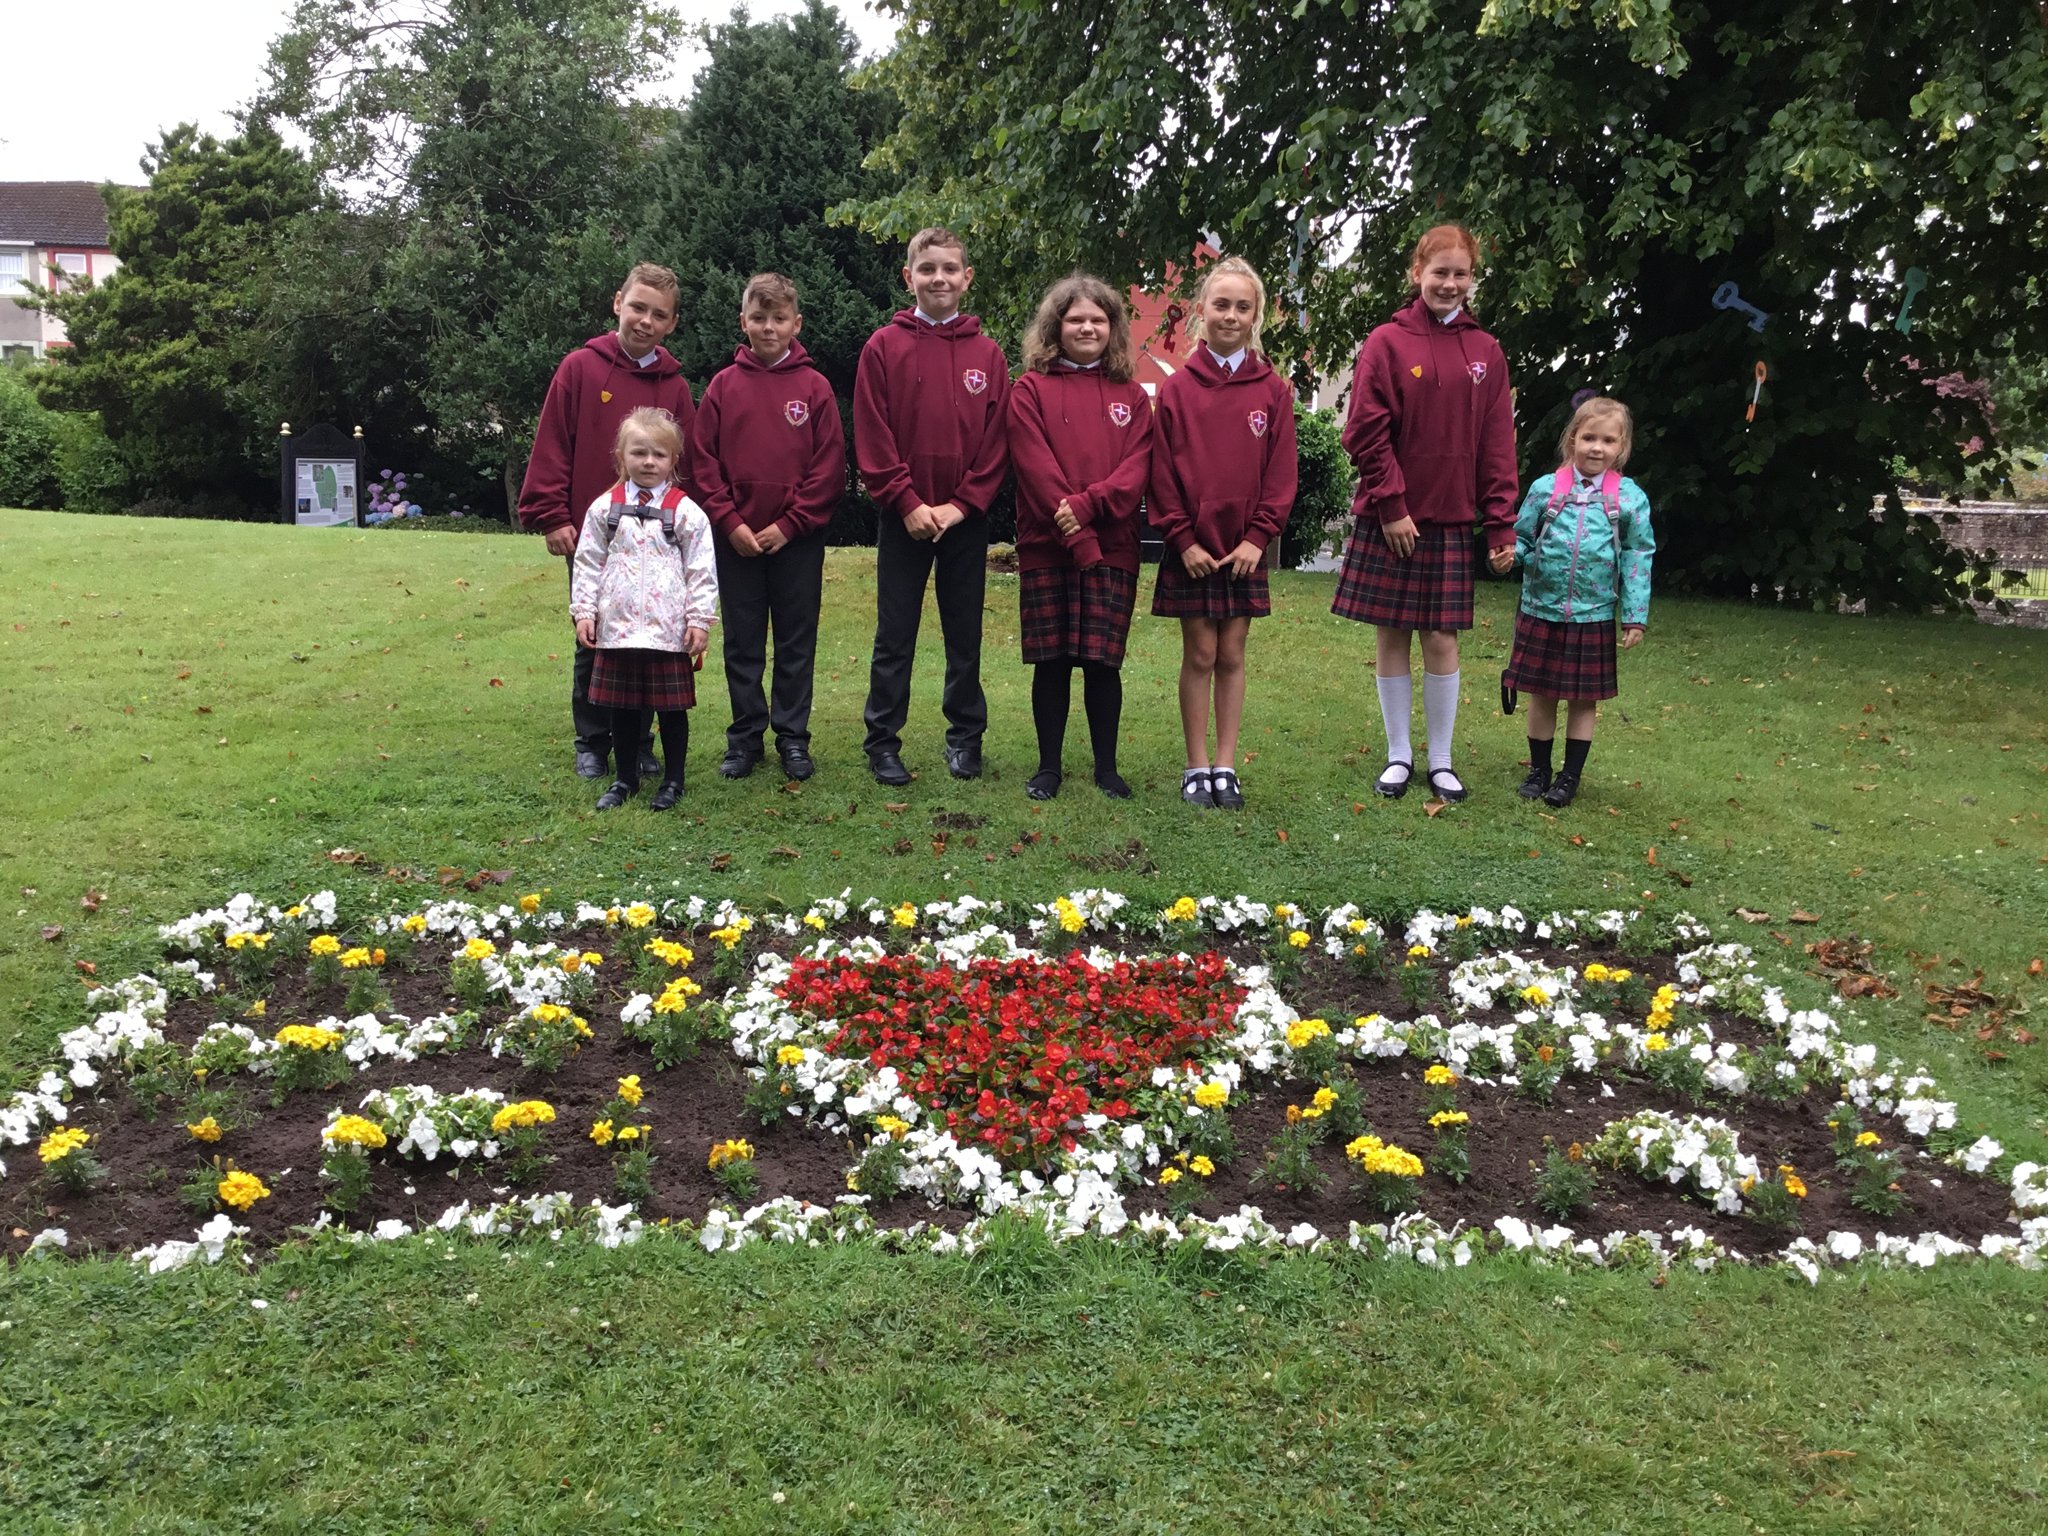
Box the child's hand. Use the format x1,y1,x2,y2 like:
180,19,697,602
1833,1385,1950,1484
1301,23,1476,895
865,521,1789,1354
1488,545,1516,575
1181,545,1219,579
1621,625,1645,648
575,617,596,648
683,626,709,657
904,505,941,541
930,503,965,537
729,524,763,557
545,526,579,558
1221,540,1263,578
1382,515,1419,558
1053,499,1080,537
755,523,789,554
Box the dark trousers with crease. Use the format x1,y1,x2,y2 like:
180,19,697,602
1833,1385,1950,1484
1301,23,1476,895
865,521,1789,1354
715,529,825,753
566,557,653,764
862,510,988,758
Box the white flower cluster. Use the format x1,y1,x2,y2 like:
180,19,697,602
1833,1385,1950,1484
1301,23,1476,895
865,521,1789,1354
1588,1109,1760,1215
353,1085,507,1161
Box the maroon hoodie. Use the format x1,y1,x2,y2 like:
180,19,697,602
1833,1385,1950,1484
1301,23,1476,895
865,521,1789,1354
1007,366,1155,573
1147,348,1298,561
853,310,1011,519
517,334,695,543
1342,297,1517,551
689,342,845,542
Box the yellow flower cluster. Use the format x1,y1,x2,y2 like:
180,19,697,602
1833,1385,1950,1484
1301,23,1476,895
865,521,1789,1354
1164,896,1198,923
218,1170,271,1210
1453,915,1473,929
187,1116,224,1143
1345,1135,1424,1179
617,1075,645,1108
1287,1086,1340,1124
1423,1064,1458,1087
490,1100,556,1134
1192,1081,1229,1110
225,931,271,951
1643,1032,1670,1053
1428,1110,1470,1129
775,1044,807,1068
519,893,543,914
401,913,429,936
623,902,658,929
708,922,750,948
802,913,828,931
1162,1148,1224,1182
38,1126,90,1164
1406,943,1431,960
1346,918,1370,935
559,950,603,974
890,903,918,930
645,938,694,967
1647,982,1680,1033
1053,897,1085,935
1518,984,1551,1006
653,974,703,1015
275,1023,342,1052
1856,1130,1881,1148
874,1115,911,1139
707,1137,755,1171
309,934,342,958
1582,962,1634,984
1285,1017,1332,1050
322,1114,388,1150
461,937,497,962
589,1120,645,1147
340,946,383,969
1285,929,1311,950
1158,1165,1183,1185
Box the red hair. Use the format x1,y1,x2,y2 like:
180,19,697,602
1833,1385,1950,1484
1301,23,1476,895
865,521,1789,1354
1409,224,1481,277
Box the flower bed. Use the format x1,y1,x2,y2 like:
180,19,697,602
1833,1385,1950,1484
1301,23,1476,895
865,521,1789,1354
4,888,2043,1282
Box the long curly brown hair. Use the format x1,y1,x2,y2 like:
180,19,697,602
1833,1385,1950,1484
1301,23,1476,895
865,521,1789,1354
1021,273,1136,381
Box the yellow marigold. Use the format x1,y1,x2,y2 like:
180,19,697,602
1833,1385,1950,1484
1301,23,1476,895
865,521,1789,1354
1347,918,1369,934
1855,1130,1880,1148
490,1100,556,1134
1429,1110,1469,1129
1566,1142,1585,1162
1286,929,1311,950
707,1137,755,1170
217,1170,271,1210
1158,1165,1183,1185
803,913,827,931
775,1044,807,1068
308,934,342,958
38,1127,90,1163
623,903,657,929
340,947,376,969
529,1002,572,1025
1164,896,1198,922
1192,1081,1229,1110
1286,1103,1305,1125
1536,1044,1555,1063
708,925,745,948
401,914,428,936
1188,1155,1215,1178
1054,898,1085,934
1407,943,1431,959
1423,1064,1457,1087
275,1023,341,1052
1311,1087,1338,1112
875,1115,911,1139
646,938,694,967
244,1000,266,1018
1518,984,1551,1006
322,1114,388,1150
1285,1017,1331,1050
1583,963,1611,983
617,1125,642,1142
1345,1134,1381,1160
890,903,918,929
1453,915,1473,929
617,1075,645,1107
589,1120,615,1147
519,893,542,914
1275,903,1296,920
225,930,271,951
1643,1032,1670,1053
284,904,304,919
1784,1173,1809,1199
1609,968,1633,983
461,937,497,962
187,1116,224,1143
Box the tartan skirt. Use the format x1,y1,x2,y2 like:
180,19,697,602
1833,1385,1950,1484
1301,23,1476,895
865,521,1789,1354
1019,565,1140,666
1330,521,1476,631
1150,559,1272,620
588,646,698,711
1503,612,1618,701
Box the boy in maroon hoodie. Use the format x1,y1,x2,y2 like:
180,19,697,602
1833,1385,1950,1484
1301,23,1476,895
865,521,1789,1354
689,272,845,782
854,227,1012,785
518,263,697,781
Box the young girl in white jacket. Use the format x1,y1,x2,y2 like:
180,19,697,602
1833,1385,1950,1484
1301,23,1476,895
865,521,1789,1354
571,407,719,810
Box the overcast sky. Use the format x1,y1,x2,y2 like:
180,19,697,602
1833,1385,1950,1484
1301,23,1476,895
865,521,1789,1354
0,0,900,184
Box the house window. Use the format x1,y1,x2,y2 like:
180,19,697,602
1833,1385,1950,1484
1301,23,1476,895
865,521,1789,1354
0,252,25,294
49,252,89,290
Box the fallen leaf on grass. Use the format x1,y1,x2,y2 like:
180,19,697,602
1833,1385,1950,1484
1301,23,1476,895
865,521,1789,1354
463,869,510,891
1645,846,1658,866
770,845,801,859
74,960,96,977
889,839,914,855
80,888,102,913
488,678,504,688
1734,908,1772,923
1788,909,1821,924
2030,959,2043,977
1569,834,1587,846
436,866,465,886
176,668,192,680
1275,829,1289,843
327,848,367,865
932,837,948,856
884,802,909,814
709,853,733,872
1667,869,1694,888
41,925,63,942
1351,802,1365,814
1423,799,1446,818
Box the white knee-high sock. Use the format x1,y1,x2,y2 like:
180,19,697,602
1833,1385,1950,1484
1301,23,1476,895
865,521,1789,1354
1423,669,1461,773
1376,674,1413,766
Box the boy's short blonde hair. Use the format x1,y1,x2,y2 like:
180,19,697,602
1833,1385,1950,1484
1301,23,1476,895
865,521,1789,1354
613,406,682,471
906,226,967,266
1022,273,1136,381
619,262,681,302
741,272,800,313
1558,396,1634,470
1187,255,1268,355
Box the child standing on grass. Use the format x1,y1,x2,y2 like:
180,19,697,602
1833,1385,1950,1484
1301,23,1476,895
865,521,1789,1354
1503,395,1654,807
1147,255,1298,811
571,408,719,812
1333,224,1518,805
1006,273,1156,801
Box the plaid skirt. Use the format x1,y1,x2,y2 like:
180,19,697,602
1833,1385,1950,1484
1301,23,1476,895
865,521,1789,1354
1503,612,1618,700
1019,565,1139,666
1331,521,1475,630
588,647,698,710
1150,559,1272,620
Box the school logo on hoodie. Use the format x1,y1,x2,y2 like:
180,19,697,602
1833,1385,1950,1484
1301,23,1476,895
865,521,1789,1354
962,368,988,396
1108,401,1132,427
1467,361,1488,383
1247,409,1269,439
783,400,809,426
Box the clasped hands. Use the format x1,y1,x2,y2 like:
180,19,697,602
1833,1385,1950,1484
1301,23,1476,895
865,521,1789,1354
1180,540,1264,580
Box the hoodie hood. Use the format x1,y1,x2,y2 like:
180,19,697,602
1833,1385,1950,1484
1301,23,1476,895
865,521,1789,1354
1182,346,1277,390
730,338,821,374
584,331,682,379
888,307,986,340
1391,296,1481,335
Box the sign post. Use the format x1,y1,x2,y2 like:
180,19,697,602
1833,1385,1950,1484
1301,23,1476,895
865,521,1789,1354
279,422,367,527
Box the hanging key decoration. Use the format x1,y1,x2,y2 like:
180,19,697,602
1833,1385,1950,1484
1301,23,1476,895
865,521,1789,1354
1746,361,1767,425
1895,267,1929,335
1712,281,1771,333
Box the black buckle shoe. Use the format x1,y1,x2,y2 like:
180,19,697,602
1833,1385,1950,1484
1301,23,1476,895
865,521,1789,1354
595,780,635,810
1025,770,1061,801
1181,771,1214,808
719,746,761,780
574,750,608,780
777,743,815,781
1425,767,1470,804
649,779,684,811
636,747,661,780
945,742,983,780
1374,760,1413,799
869,750,912,787
1542,771,1580,808
1518,765,1553,800
1209,768,1245,810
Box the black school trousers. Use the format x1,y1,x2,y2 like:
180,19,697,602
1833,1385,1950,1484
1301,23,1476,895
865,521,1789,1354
715,529,826,753
862,510,988,758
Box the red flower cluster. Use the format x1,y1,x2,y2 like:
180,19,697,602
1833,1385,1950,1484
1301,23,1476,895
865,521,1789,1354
776,951,1242,1167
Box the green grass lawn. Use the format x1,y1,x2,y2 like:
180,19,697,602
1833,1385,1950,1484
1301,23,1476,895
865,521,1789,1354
4,507,2047,1531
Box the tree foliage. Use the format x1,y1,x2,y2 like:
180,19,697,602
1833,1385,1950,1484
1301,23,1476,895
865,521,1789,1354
853,0,2048,607
648,0,902,397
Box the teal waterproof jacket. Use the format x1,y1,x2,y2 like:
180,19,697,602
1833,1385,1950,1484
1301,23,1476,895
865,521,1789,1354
1512,470,1655,627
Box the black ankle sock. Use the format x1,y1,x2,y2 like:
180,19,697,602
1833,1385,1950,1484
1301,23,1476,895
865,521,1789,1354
1031,663,1072,775
1080,663,1123,779
1528,737,1554,775
1562,737,1591,777
611,707,648,786
657,709,689,784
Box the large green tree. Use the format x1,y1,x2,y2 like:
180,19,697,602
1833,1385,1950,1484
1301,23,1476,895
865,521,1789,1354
28,122,317,508
853,0,2048,607
647,0,902,396
259,0,686,501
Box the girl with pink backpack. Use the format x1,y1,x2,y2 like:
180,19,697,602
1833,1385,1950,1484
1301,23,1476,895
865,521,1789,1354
1501,395,1656,807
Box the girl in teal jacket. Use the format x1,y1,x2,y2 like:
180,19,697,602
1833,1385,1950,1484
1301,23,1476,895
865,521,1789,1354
1503,396,1654,807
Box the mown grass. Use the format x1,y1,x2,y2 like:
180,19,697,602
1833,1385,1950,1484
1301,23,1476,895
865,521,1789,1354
3,507,2047,1531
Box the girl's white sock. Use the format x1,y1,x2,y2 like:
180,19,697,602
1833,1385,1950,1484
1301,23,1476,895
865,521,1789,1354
1375,674,1413,765
1423,669,1461,773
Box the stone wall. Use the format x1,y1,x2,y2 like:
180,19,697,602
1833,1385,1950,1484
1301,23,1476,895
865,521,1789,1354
1902,501,2048,567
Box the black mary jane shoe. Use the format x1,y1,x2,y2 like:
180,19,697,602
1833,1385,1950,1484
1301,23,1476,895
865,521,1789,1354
1025,770,1061,801
1374,760,1413,800
1424,767,1470,804
595,780,636,811
649,779,684,811
1518,765,1553,800
1209,769,1246,811
1542,771,1580,809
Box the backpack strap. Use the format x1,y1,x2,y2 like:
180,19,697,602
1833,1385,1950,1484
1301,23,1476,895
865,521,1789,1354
603,481,629,538
1598,470,1621,517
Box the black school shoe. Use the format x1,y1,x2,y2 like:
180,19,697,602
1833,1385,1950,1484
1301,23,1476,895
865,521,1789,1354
649,779,684,811
1026,770,1061,801
1209,768,1246,811
1542,771,1581,809
1181,771,1214,808
595,780,636,810
1425,767,1470,804
777,742,815,781
575,750,608,780
869,750,912,787
636,747,662,780
1374,760,1413,799
719,745,761,779
1518,764,1553,800
945,741,984,780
